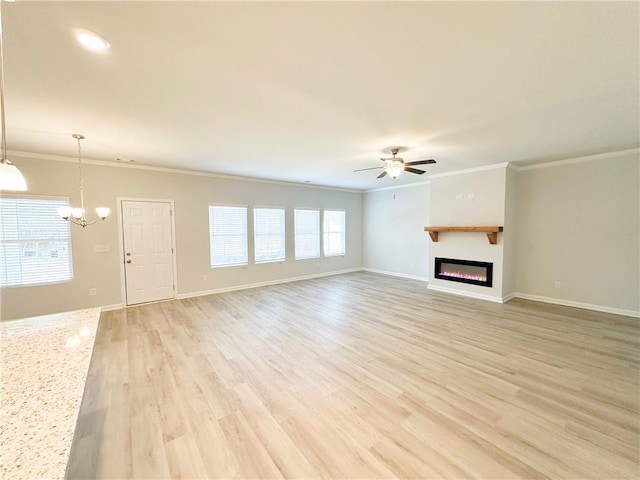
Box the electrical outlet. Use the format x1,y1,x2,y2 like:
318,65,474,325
554,281,562,289
89,288,97,296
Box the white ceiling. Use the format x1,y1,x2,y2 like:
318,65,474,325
4,1,639,190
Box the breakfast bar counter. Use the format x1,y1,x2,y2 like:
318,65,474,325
1,308,101,480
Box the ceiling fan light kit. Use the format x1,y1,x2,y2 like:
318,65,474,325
385,159,405,178
354,148,436,180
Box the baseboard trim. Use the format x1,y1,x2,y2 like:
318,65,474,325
100,303,124,312
502,293,516,303
427,284,504,303
175,268,363,300
102,279,639,318
511,293,640,318
361,268,428,282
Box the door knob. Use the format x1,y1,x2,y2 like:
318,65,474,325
126,252,131,256
126,260,131,264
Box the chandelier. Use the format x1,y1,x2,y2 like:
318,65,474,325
57,134,110,227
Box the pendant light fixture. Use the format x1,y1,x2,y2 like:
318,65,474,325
0,3,27,191
57,134,110,227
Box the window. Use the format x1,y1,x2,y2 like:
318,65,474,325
254,208,285,263
294,209,320,259
209,205,248,267
323,210,346,256
0,197,73,287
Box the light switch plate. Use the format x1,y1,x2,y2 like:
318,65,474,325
94,245,111,253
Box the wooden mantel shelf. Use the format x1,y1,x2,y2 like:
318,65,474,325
424,226,504,245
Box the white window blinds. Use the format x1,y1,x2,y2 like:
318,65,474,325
323,210,346,256
294,209,320,260
254,208,285,264
0,197,73,287
209,205,248,267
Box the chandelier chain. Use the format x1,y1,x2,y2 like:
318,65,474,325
58,134,109,227
77,135,83,208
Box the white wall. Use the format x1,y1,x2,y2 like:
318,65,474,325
362,183,429,280
3,151,638,320
515,152,639,315
1,156,363,320
428,166,507,301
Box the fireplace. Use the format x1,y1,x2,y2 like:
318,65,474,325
434,257,493,287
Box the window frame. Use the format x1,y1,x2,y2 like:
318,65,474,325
208,204,248,268
323,209,346,257
294,208,320,260
0,195,74,288
253,207,286,264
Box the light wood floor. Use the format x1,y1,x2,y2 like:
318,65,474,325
67,272,640,479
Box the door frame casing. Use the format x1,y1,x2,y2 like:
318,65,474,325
117,197,178,307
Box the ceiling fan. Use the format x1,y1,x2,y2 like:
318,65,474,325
353,148,436,179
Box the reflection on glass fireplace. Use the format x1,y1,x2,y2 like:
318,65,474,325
434,257,493,287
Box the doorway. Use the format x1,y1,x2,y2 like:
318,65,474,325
120,199,176,306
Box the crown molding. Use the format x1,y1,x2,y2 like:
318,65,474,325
427,162,510,179
11,146,638,193
512,148,639,171
365,179,430,193
8,149,362,194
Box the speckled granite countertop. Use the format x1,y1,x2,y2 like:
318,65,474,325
1,308,101,480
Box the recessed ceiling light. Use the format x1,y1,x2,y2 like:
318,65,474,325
74,28,110,53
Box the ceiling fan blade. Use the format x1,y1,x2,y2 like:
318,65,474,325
353,166,384,172
377,170,388,179
405,159,436,166
404,167,426,175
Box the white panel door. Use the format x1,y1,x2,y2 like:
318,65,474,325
122,200,175,305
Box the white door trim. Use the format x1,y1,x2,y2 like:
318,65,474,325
117,197,178,307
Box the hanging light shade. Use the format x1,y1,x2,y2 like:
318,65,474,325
0,4,27,191
0,161,26,190
385,159,405,179
57,134,109,227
